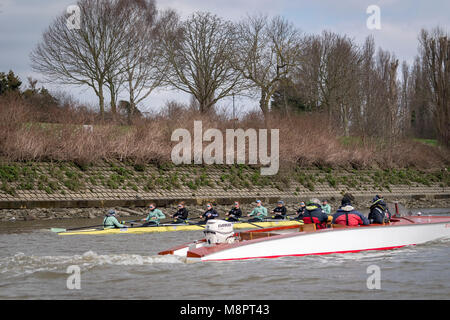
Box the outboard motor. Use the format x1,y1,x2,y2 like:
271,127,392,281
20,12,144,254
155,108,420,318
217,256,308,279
204,219,235,244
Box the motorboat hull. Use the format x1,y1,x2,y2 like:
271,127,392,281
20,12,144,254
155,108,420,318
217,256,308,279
159,216,450,262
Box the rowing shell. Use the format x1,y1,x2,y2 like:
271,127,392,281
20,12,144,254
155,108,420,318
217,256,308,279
56,220,303,235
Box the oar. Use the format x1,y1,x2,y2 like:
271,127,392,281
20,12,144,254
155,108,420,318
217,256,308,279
243,214,301,229
50,219,141,233
166,218,206,229
277,212,300,219
239,217,266,229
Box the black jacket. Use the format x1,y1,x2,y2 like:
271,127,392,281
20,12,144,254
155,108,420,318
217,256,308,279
272,206,287,217
296,207,306,216
368,200,391,224
228,207,242,218
202,209,219,220
173,207,189,220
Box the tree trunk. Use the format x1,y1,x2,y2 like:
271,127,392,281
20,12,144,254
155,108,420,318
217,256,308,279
342,103,350,137
259,89,271,128
109,82,117,115
199,93,215,114
98,84,105,119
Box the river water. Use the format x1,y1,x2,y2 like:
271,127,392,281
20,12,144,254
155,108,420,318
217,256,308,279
0,208,449,300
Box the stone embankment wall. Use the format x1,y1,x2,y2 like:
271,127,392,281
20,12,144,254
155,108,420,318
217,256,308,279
0,161,448,221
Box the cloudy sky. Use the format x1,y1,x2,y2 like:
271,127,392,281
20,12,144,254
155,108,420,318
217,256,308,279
0,0,448,114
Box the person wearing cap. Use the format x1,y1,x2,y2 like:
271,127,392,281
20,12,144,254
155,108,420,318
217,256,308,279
368,195,391,224
141,203,166,226
247,200,268,222
103,209,126,229
171,201,189,224
332,194,369,226
271,201,287,219
225,201,242,222
321,199,331,215
294,201,306,220
198,203,219,224
299,198,329,229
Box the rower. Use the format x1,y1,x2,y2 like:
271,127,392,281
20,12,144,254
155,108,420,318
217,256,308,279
225,201,242,222
321,199,331,216
332,194,369,226
368,195,391,224
141,203,166,226
103,209,126,229
271,200,287,219
298,199,329,229
171,201,189,224
198,203,219,224
294,201,306,220
247,200,268,222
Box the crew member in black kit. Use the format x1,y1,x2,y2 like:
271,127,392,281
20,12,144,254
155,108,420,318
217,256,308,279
171,201,189,224
198,203,219,224
271,200,287,219
225,201,242,222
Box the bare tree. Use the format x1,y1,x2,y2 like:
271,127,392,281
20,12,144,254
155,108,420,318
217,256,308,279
293,34,323,112
30,0,131,117
356,36,377,137
409,57,434,138
158,11,243,113
399,61,411,135
418,27,450,146
233,14,302,121
105,0,166,116
306,31,362,136
381,51,400,142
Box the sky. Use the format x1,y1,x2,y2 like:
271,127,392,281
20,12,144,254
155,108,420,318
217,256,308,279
0,0,449,115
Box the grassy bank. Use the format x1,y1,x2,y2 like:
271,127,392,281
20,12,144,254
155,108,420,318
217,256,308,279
0,160,448,198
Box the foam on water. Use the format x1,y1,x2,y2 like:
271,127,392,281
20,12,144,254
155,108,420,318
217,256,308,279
0,250,185,277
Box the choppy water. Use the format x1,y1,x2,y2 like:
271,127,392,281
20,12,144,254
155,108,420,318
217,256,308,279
0,209,449,300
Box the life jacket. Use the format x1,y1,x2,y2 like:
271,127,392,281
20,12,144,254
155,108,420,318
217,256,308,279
369,200,391,223
302,204,327,229
333,205,368,226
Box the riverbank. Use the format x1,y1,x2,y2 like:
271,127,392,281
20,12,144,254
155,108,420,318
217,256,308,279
0,160,448,221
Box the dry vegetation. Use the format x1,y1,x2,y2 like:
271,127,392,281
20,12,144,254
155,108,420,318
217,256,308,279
0,94,448,170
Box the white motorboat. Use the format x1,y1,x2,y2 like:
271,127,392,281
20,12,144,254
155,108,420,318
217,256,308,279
158,216,450,262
